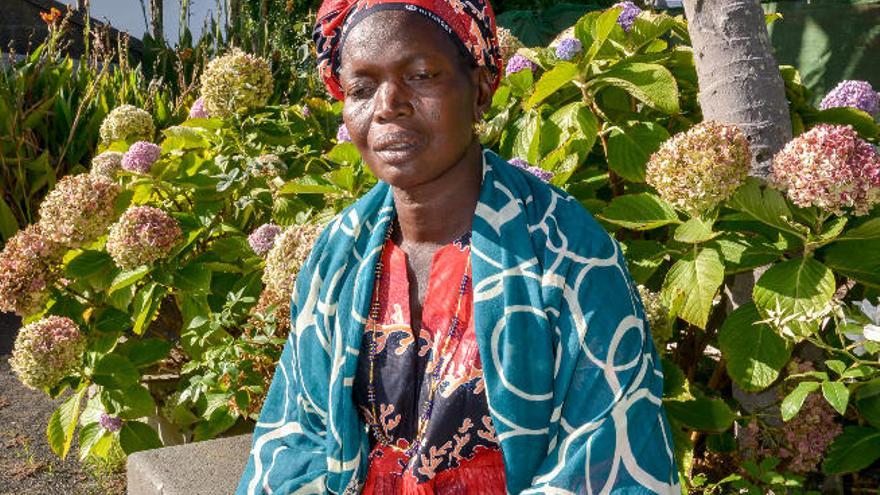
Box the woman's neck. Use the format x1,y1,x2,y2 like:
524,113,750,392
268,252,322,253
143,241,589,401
391,141,483,246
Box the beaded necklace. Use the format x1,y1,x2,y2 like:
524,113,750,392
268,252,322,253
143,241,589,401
364,217,472,467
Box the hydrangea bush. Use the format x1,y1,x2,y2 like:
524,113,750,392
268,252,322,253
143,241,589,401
0,50,375,462
478,6,880,492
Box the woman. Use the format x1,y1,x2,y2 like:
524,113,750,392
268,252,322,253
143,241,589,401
237,0,679,492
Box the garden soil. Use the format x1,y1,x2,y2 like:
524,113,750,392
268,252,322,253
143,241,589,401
0,313,124,495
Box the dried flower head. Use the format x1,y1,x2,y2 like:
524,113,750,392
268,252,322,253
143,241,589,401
188,97,210,119
0,225,64,316
200,48,273,118
90,151,124,180
99,104,154,144
646,121,751,216
9,316,85,390
638,285,671,353
497,27,524,64
505,54,538,77
121,141,161,175
263,223,324,298
248,223,283,256
509,157,553,182
106,206,182,269
249,154,288,178
770,124,880,216
613,1,642,32
38,173,120,248
820,80,880,116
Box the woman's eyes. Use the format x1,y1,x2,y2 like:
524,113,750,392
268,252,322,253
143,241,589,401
345,71,438,98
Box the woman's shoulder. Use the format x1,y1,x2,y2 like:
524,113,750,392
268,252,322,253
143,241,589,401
484,150,616,257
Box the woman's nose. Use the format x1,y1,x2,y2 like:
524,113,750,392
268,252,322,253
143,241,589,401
373,80,413,122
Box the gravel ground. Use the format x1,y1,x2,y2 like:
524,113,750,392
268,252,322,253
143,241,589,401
0,312,124,495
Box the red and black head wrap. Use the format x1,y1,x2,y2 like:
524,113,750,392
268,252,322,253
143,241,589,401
313,0,503,100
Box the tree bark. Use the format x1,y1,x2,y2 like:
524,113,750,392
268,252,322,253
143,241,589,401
682,0,792,178
149,0,164,41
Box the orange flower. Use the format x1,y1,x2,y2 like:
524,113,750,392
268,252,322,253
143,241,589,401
40,7,62,24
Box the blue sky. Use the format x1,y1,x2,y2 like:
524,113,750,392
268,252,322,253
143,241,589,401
61,0,222,46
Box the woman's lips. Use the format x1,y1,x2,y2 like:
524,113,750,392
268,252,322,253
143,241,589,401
372,132,423,164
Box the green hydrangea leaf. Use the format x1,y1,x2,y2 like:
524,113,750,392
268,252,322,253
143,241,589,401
753,257,836,339
718,303,791,392
661,247,724,329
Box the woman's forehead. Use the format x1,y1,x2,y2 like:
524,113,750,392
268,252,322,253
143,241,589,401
340,10,461,70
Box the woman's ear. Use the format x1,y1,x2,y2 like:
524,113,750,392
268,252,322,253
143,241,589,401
472,67,494,122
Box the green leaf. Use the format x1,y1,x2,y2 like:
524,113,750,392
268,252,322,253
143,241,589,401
753,257,836,338
108,266,151,294
718,303,791,392
605,122,669,182
120,338,172,368
278,178,339,195
822,426,880,474
77,422,109,461
838,218,880,241
525,62,579,109
103,384,157,420
174,262,212,293
727,178,801,238
822,381,850,416
825,360,846,377
66,250,115,279
131,283,166,336
674,217,718,244
547,101,598,153
47,388,85,459
0,197,19,241
513,109,542,165
712,234,783,275
507,67,534,97
781,381,820,421
662,358,693,401
586,7,622,61
807,107,880,139
855,379,880,429
92,354,139,389
119,422,163,454
599,193,679,230
662,247,725,329
621,240,667,284
822,239,880,287
93,307,132,334
589,62,680,114
664,392,735,433
325,142,361,166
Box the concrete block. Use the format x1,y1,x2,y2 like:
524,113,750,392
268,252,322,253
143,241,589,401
127,434,252,495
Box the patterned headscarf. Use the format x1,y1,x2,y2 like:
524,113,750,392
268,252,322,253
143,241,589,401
313,0,503,100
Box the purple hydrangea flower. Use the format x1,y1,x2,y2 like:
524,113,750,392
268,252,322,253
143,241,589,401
555,38,583,61
248,223,282,256
614,1,642,32
505,54,538,76
509,157,554,183
820,80,880,116
99,413,123,432
122,141,161,174
336,124,351,143
302,105,311,117
189,97,209,119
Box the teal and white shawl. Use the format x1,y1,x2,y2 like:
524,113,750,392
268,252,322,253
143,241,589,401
236,149,679,494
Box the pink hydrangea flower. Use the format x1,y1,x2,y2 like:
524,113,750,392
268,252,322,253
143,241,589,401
122,141,162,175
37,173,120,248
106,206,183,269
189,97,210,119
770,124,880,216
9,316,85,390
248,223,282,256
0,225,64,316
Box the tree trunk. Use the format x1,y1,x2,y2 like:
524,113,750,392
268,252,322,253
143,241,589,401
149,0,164,41
682,0,792,178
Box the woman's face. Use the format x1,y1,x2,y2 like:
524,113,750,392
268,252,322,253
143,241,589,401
338,10,491,189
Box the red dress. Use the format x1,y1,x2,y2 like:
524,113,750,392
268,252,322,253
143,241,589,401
353,233,507,494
